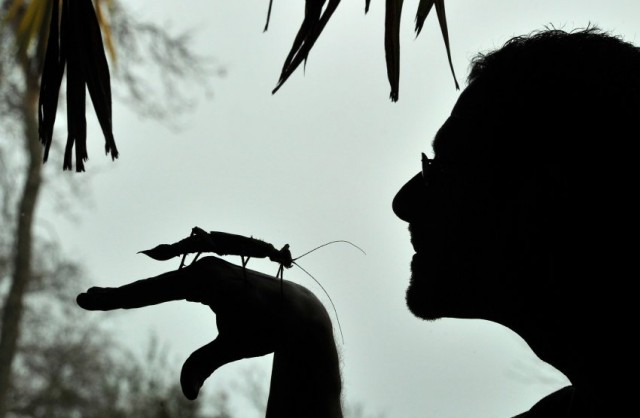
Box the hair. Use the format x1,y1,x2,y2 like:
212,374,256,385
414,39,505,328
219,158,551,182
463,27,639,298
466,27,640,154
469,26,640,112
460,26,640,181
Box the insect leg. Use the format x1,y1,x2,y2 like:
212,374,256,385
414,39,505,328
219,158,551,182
178,229,199,269
276,263,284,300
178,248,190,269
191,252,203,265
240,255,250,283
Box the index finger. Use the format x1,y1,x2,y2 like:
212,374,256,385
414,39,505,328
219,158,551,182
76,256,239,311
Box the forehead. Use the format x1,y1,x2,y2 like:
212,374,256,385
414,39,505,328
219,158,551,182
432,115,489,162
432,82,502,160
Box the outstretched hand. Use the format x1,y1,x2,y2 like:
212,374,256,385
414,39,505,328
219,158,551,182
77,256,343,418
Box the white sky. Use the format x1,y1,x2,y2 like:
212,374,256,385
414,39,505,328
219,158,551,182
36,1,640,417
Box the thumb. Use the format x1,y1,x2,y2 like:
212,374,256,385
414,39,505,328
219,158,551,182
180,337,243,400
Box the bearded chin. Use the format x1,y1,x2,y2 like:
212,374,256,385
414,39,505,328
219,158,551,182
405,254,442,321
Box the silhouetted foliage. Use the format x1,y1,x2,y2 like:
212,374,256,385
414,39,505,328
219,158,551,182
9,0,214,171
385,0,459,101
35,0,458,170
38,0,117,172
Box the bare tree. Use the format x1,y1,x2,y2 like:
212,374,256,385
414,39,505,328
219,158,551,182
0,1,214,416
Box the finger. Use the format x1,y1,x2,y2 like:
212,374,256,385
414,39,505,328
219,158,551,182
76,255,283,312
181,336,266,400
76,256,253,311
76,267,198,311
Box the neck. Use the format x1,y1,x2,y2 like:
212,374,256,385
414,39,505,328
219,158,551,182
505,313,618,417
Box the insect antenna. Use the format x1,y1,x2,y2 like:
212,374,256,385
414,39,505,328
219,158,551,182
289,239,365,345
180,252,203,270
179,254,188,269
293,240,366,261
292,261,345,345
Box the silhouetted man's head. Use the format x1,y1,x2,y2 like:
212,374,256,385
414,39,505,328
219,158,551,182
393,28,640,327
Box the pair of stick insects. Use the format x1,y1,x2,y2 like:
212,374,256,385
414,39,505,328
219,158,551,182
139,226,365,343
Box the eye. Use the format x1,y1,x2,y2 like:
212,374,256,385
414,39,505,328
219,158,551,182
422,153,449,187
421,153,438,187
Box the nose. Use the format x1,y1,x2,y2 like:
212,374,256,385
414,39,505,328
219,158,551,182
392,172,429,222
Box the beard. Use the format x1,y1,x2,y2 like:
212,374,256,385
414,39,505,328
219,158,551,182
406,252,447,321
405,221,455,320
405,235,480,321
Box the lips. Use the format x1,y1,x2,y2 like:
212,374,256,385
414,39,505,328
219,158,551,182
408,224,420,251
408,221,451,280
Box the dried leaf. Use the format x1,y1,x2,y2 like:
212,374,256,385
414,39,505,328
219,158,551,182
4,0,26,22
281,0,324,72
10,0,48,59
432,0,459,89
414,0,435,35
384,0,403,101
264,0,274,32
64,0,88,172
80,0,118,162
38,0,117,171
95,0,117,63
272,0,341,95
385,0,459,100
39,0,65,163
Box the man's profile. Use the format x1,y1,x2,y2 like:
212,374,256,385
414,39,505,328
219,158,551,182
393,27,637,416
77,27,637,417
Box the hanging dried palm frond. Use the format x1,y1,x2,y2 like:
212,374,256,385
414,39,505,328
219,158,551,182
34,0,461,173
5,0,47,59
263,0,274,32
268,0,457,100
39,0,117,172
414,0,458,89
270,0,342,95
385,0,459,101
385,0,403,102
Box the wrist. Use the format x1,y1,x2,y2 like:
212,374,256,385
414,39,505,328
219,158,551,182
266,316,343,418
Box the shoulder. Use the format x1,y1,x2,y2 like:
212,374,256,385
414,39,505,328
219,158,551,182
512,386,574,418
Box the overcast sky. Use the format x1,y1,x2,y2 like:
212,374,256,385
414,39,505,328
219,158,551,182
36,1,640,417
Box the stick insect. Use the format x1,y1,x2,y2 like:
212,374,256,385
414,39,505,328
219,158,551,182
139,226,365,343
